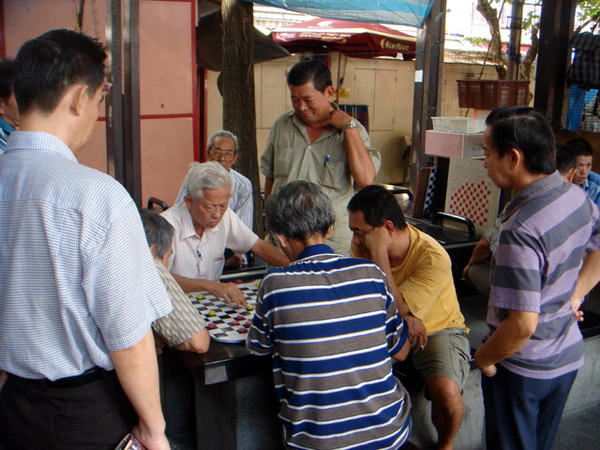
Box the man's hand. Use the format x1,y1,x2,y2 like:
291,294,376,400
363,225,394,259
153,333,166,356
571,295,584,322
403,314,428,352
224,253,243,270
477,363,497,378
462,264,471,283
208,281,247,308
327,107,354,131
132,424,171,450
474,349,497,377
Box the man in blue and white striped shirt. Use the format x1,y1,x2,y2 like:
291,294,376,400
248,181,412,450
474,107,600,450
0,30,172,449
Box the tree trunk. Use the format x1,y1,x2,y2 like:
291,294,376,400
477,0,508,79
520,24,539,81
221,0,264,237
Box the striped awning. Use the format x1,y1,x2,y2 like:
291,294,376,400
248,0,435,28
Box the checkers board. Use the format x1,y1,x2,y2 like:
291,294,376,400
189,279,260,344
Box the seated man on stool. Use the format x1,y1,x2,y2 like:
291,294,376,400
348,185,470,450
162,161,289,307
140,209,210,354
248,181,412,450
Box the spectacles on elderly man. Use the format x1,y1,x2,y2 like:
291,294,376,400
208,148,237,160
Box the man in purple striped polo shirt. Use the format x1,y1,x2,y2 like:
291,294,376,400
473,107,600,450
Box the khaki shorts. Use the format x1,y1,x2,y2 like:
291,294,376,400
410,327,471,398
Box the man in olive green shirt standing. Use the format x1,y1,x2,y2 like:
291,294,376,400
260,60,381,255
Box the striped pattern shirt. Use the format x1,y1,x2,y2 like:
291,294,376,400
247,244,411,450
0,117,15,155
0,131,172,380
162,202,258,280
487,171,600,379
152,260,207,346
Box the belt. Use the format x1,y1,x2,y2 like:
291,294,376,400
8,367,106,389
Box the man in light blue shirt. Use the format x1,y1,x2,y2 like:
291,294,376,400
0,29,172,449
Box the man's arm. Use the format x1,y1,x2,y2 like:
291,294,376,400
171,273,248,307
473,310,538,377
328,109,376,188
173,329,210,353
571,249,600,321
251,239,290,268
391,338,411,362
110,330,170,450
263,177,274,203
462,236,492,281
363,226,428,350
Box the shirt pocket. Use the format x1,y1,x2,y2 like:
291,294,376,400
320,159,349,192
274,147,293,178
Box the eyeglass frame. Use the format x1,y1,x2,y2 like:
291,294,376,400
207,147,238,161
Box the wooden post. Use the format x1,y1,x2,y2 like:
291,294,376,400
221,0,264,237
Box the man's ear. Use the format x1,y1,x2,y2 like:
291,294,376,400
149,244,158,259
275,234,289,250
0,98,5,115
70,85,89,116
509,147,523,170
324,85,335,101
184,195,193,210
383,220,395,235
324,225,333,239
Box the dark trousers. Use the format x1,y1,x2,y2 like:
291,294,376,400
482,364,577,450
0,369,137,450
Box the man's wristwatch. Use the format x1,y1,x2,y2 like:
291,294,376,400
342,119,358,133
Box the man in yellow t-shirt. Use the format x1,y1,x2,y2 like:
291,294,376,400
348,185,470,450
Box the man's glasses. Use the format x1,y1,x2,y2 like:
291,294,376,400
208,148,236,161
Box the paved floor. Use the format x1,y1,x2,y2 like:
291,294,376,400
553,404,600,450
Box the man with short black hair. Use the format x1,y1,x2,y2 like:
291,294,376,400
0,59,19,153
260,60,381,254
566,137,600,207
348,185,469,450
463,142,579,298
0,30,172,449
475,107,600,450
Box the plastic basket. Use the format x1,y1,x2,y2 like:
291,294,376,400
432,116,486,134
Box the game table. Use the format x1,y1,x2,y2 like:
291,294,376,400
169,210,483,449
174,274,285,450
